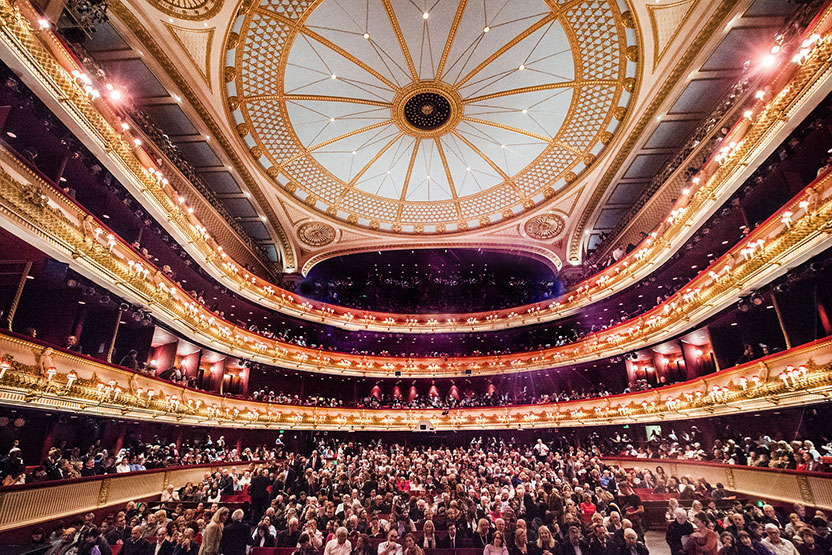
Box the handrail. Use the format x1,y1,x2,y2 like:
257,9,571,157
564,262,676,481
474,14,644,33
1,460,262,493
1,329,831,431
603,456,832,479
1,115,831,377
0,459,249,531
2,0,831,334
601,457,832,510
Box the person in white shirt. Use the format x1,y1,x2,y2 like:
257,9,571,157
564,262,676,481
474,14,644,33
378,529,404,555
324,527,351,555
762,524,799,555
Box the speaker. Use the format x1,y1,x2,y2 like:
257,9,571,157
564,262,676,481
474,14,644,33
464,369,472,375
394,370,401,377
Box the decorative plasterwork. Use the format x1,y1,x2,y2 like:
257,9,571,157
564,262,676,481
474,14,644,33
224,0,640,234
1,131,830,376
164,23,215,90
1,331,831,431
568,0,739,263
147,0,222,20
296,221,336,247
524,213,566,240
110,1,298,271
647,0,697,69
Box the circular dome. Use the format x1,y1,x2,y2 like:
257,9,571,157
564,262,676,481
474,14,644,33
225,0,638,234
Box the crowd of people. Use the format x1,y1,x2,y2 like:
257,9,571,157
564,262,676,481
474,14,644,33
19,434,832,555
247,383,653,411
0,433,280,487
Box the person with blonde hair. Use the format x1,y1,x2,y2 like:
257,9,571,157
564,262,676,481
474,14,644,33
198,507,228,555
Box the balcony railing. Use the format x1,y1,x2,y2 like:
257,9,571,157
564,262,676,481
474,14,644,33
602,457,832,510
0,460,250,532
2,0,831,335
1,330,831,431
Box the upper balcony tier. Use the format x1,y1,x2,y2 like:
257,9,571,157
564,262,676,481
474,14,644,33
0,328,831,431
2,125,832,375
1,0,830,333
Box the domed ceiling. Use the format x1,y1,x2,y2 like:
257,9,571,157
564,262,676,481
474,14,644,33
225,0,639,234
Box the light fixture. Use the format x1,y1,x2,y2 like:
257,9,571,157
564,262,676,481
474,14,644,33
363,33,370,39
422,11,429,19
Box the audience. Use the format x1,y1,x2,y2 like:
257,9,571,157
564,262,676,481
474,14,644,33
17,434,832,555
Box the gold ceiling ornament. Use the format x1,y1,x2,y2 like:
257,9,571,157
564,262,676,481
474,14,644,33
147,0,222,21
223,0,639,233
297,221,336,247
524,213,566,241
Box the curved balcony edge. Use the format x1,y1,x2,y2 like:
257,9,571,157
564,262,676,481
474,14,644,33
1,0,832,333
1,330,832,431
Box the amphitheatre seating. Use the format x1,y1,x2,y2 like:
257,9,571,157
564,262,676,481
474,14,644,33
628,489,745,530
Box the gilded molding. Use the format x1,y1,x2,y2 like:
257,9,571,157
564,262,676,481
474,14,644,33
1,138,832,377
110,0,296,270
0,330,831,432
568,0,740,263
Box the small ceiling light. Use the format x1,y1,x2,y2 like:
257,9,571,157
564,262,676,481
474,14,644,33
682,188,690,195
422,11,429,19
755,90,765,99
518,64,525,70
743,110,753,118
120,122,130,131
244,191,251,198
330,117,335,122
483,26,490,33
173,94,182,103
762,54,776,67
352,150,357,155
260,215,267,222
386,170,391,174
331,74,337,79
500,144,505,149
521,109,527,114
5,131,17,138
465,166,471,171
363,33,370,39
109,89,122,101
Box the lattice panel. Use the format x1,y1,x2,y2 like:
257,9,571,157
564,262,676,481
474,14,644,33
567,1,622,81
225,0,637,232
459,184,520,218
560,85,616,150
285,155,343,204
341,189,399,220
258,0,311,18
246,100,299,162
240,13,290,97
514,146,577,195
401,200,458,223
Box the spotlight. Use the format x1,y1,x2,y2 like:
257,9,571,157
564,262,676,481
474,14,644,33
66,279,78,288
99,295,111,305
119,303,130,311
810,262,825,272
774,283,789,293
737,298,751,312
751,292,765,306
82,286,95,297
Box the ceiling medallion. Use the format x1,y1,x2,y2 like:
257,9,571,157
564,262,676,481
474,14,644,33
297,222,336,247
394,82,462,139
225,0,639,234
524,214,565,241
148,0,221,20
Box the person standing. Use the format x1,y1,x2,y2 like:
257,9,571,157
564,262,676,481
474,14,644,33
220,510,250,555
198,507,228,555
